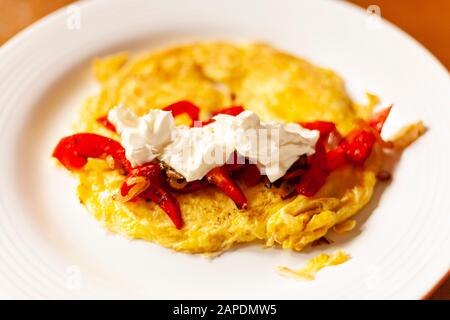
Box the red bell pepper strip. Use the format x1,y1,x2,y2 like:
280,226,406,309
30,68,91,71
294,136,328,197
340,129,377,165
361,106,394,149
120,162,184,229
299,106,393,176
300,121,337,136
283,168,306,182
325,146,347,171
163,100,200,126
294,121,340,196
120,162,163,196
300,120,343,151
206,166,248,209
212,106,245,117
295,166,328,197
96,115,117,132
240,164,261,186
139,185,183,229
369,105,392,133
222,152,260,186
202,106,245,125
224,151,246,171
128,162,162,179
170,180,209,193
53,134,183,229
226,163,246,172
52,133,131,171
326,128,379,171
336,106,393,166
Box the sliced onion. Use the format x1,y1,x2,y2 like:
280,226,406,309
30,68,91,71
168,177,188,190
114,176,150,202
166,167,185,180
105,155,116,169
278,181,296,199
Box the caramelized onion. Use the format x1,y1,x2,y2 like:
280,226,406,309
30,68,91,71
166,167,185,180
278,181,296,199
105,155,116,169
168,177,188,190
114,176,150,202
164,167,189,190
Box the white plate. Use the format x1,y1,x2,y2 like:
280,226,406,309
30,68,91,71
0,0,449,299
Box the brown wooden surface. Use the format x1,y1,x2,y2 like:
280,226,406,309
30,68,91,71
0,0,448,299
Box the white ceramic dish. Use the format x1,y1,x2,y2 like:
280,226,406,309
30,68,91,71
0,0,449,299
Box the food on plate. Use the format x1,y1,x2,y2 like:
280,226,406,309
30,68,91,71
52,42,425,254
278,250,350,280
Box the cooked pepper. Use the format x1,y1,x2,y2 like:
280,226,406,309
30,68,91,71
96,115,117,132
340,129,377,165
53,134,183,229
139,185,183,229
212,106,245,117
300,121,338,136
224,151,246,172
206,166,248,209
300,120,342,151
170,180,209,193
163,100,200,126
202,106,245,125
369,105,392,133
120,163,163,198
222,152,260,186
128,162,162,179
294,120,339,197
54,105,393,228
240,164,261,186
283,168,306,182
294,136,328,197
295,106,393,196
120,162,184,229
338,106,393,166
362,106,394,149
226,163,246,172
325,146,347,171
52,133,130,171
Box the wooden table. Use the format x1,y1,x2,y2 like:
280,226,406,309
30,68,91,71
0,0,448,299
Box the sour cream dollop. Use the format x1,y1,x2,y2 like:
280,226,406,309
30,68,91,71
108,105,319,182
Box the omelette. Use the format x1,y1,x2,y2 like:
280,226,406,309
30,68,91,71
55,42,424,254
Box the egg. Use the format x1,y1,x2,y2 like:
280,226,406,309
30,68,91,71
278,250,351,280
75,43,387,254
